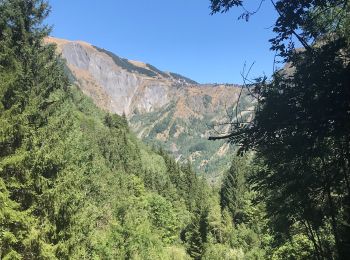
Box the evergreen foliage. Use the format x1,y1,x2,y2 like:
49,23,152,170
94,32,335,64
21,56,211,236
211,0,350,258
92,46,159,78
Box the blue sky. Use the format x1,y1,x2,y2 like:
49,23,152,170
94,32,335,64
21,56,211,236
46,0,278,84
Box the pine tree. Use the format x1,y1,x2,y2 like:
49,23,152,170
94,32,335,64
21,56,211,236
220,156,251,225
0,0,70,258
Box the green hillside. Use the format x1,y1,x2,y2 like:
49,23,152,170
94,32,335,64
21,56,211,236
130,94,254,182
0,1,267,259
0,12,205,256
130,103,233,181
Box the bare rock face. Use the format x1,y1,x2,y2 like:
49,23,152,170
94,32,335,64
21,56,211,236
46,37,242,117
47,37,173,115
46,37,252,179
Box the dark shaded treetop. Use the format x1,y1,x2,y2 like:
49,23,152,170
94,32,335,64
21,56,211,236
210,0,349,59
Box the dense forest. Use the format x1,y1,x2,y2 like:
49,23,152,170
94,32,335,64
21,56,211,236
0,0,349,259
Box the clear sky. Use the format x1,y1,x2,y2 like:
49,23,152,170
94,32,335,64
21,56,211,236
46,0,278,84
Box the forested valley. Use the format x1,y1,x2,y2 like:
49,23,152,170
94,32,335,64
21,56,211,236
1,0,350,259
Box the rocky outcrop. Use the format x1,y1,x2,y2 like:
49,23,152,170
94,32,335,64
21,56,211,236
47,37,175,115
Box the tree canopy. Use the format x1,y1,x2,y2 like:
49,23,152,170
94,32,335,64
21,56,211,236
210,0,350,258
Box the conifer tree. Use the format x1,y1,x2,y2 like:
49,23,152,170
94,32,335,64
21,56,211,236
0,0,68,258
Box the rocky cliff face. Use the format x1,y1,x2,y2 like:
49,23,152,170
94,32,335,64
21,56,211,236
46,37,252,179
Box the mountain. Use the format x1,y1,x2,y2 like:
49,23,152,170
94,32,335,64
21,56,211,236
46,37,253,179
